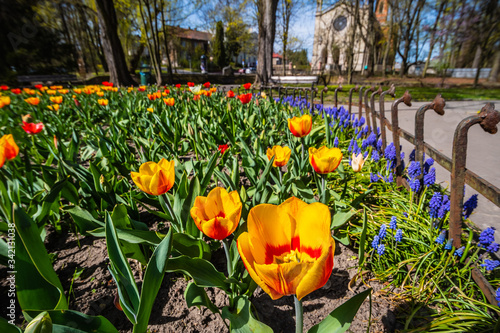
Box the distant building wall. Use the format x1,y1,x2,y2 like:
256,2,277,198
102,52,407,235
446,68,491,78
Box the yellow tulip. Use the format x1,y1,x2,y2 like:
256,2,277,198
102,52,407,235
58,89,69,94
147,107,154,112
46,89,56,95
96,91,104,97
0,96,11,108
308,146,343,174
73,88,82,94
351,152,365,172
288,114,312,138
237,197,334,300
98,99,108,106
50,96,63,104
47,104,60,111
131,159,175,196
190,187,242,240
163,98,175,106
266,146,291,167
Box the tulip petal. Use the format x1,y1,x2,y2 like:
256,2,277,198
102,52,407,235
201,216,236,240
131,172,153,195
237,233,283,300
294,202,332,251
254,260,313,299
247,204,292,264
295,238,334,301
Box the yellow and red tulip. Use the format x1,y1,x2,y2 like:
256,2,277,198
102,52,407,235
288,114,312,138
163,98,175,106
266,146,291,167
50,96,63,104
308,146,343,174
47,104,60,111
131,159,175,196
0,134,20,168
237,197,334,300
98,99,108,106
190,187,242,240
25,97,40,106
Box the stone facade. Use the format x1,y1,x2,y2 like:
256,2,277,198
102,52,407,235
311,0,388,74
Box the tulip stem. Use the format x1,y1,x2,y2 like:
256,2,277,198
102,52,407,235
162,194,184,233
222,240,233,277
301,138,305,162
321,175,326,205
294,295,303,333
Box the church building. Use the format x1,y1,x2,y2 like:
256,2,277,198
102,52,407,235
311,0,389,74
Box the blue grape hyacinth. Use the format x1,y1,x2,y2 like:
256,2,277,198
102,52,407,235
444,239,453,250
429,192,442,219
377,244,385,256
395,229,403,242
435,230,446,244
480,259,500,271
423,167,436,187
463,194,478,219
372,235,380,249
479,227,496,248
487,242,499,253
389,216,397,230
379,224,387,240
408,161,421,179
409,178,421,192
454,246,465,257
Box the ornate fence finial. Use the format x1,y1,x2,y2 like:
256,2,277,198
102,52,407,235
378,84,396,150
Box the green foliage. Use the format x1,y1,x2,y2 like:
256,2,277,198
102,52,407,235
213,21,226,69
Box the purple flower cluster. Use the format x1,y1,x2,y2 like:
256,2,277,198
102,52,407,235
454,246,465,257
480,259,500,271
423,167,436,187
409,178,420,192
429,192,442,218
372,150,380,162
379,224,387,240
370,173,379,183
333,137,339,147
395,229,403,242
377,244,385,256
479,227,498,253
463,194,478,219
444,239,453,250
435,230,446,244
389,216,397,230
384,143,396,169
496,288,500,306
408,161,421,179
372,235,380,249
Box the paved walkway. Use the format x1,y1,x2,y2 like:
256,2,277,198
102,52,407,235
347,100,500,242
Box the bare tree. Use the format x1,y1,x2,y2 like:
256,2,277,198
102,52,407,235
422,0,447,78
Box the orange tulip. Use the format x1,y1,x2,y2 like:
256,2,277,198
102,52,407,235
266,146,291,167
25,97,40,106
237,197,334,300
73,88,82,94
288,114,312,138
190,187,242,240
227,90,235,98
308,146,343,174
50,96,63,104
45,89,56,95
131,159,175,196
98,99,108,106
0,134,20,168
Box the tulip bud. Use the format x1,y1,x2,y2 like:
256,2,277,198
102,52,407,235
22,114,32,123
188,123,194,137
100,174,112,193
25,311,52,333
227,103,231,111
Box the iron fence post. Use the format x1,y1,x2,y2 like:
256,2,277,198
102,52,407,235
391,91,412,186
364,86,375,131
415,95,446,167
358,86,365,120
378,84,396,151
348,85,359,115
449,103,500,249
370,87,383,134
334,85,343,108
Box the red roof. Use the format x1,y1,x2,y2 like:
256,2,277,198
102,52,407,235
273,53,283,59
168,26,212,41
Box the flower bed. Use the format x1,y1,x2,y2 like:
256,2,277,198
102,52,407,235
0,83,498,332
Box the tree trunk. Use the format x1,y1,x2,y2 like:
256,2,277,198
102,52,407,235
95,0,135,86
488,48,500,82
160,3,174,84
365,0,375,77
256,0,278,85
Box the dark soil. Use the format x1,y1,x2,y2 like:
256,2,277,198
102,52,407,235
1,221,402,332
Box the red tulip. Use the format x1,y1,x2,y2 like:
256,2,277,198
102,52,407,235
175,84,181,88
34,84,43,90
187,82,195,87
22,121,44,135
203,82,211,88
0,85,9,90
243,83,252,90
218,144,229,154
237,93,252,104
227,90,235,98
11,88,21,94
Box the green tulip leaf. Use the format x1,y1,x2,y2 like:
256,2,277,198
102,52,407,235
221,296,272,333
184,282,219,314
166,255,229,290
308,288,372,333
23,310,118,333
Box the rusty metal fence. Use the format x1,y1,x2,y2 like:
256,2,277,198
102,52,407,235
219,84,500,306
